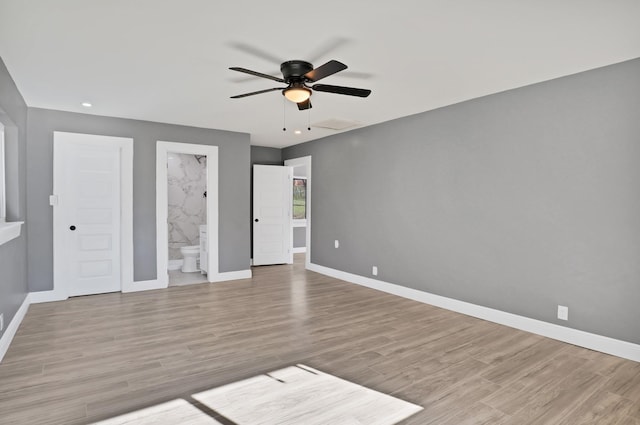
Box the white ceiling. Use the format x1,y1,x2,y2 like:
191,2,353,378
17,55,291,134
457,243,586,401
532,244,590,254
1,1,639,148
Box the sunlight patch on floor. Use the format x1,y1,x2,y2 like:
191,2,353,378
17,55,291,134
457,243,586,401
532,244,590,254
193,364,422,425
92,399,221,424
92,364,422,425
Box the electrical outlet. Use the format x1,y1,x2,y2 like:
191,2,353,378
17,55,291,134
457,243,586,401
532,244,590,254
334,240,339,249
372,266,378,276
557,305,569,321
0,313,4,332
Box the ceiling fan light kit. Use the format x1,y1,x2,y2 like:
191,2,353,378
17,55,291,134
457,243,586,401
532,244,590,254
230,59,371,110
283,86,311,103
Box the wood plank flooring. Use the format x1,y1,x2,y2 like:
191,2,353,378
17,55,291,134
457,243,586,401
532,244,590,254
1,254,639,424
187,364,422,424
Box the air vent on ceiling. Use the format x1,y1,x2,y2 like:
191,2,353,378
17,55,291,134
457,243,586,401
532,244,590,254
312,118,361,131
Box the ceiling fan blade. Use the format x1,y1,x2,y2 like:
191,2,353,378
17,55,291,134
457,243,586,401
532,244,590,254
297,99,312,110
307,37,350,63
339,71,374,80
229,67,285,83
230,87,283,99
312,84,371,97
304,60,347,82
227,42,284,65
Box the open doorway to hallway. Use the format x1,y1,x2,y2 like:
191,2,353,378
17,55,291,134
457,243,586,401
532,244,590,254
285,156,311,269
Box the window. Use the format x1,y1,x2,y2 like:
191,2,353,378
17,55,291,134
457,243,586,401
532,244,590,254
0,121,23,246
293,177,306,220
0,122,5,222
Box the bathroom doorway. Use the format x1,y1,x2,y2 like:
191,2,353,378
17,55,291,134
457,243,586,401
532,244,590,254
156,142,218,288
167,152,208,286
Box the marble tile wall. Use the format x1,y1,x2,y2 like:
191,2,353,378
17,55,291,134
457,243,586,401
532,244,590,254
167,153,207,260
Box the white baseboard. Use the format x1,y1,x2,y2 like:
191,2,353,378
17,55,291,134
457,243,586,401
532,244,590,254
210,269,252,282
123,279,166,293
168,259,183,271
29,289,67,303
31,280,166,297
292,247,307,254
307,262,640,363
0,294,30,363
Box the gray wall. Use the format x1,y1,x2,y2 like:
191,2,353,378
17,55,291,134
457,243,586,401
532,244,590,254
284,58,640,345
293,227,306,248
250,146,282,166
0,58,28,340
27,108,251,291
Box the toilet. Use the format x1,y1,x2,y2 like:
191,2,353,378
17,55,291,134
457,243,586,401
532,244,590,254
180,245,200,272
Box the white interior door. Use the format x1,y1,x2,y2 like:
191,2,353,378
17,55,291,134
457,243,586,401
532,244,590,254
253,165,292,266
55,134,122,296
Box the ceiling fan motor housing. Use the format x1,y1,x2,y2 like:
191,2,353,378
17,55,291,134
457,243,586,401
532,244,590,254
280,60,314,83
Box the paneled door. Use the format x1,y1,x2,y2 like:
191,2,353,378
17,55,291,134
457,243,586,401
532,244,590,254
54,132,125,296
253,165,293,266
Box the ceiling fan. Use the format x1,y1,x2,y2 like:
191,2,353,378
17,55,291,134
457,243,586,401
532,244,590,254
229,60,371,110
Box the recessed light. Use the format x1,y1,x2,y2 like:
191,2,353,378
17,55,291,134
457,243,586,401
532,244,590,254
81,102,92,107
294,130,302,135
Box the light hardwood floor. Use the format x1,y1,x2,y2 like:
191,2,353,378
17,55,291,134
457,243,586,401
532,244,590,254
1,255,639,424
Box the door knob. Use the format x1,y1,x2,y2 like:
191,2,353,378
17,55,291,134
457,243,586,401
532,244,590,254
69,225,76,231
254,219,259,222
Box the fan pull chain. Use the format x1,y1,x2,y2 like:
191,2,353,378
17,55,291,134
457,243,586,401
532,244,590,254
308,104,311,131
282,96,286,131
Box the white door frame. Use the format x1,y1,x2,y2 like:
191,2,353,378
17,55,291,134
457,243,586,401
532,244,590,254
52,132,134,298
156,141,219,287
284,156,311,269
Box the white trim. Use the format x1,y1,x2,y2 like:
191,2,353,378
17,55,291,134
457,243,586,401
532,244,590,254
209,269,252,282
0,221,23,246
123,280,164,293
0,294,30,363
120,141,134,292
0,122,23,246
284,156,311,270
0,122,6,222
29,289,67,303
292,221,307,228
156,142,219,286
292,247,307,254
307,262,640,363
52,132,134,297
34,280,165,304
